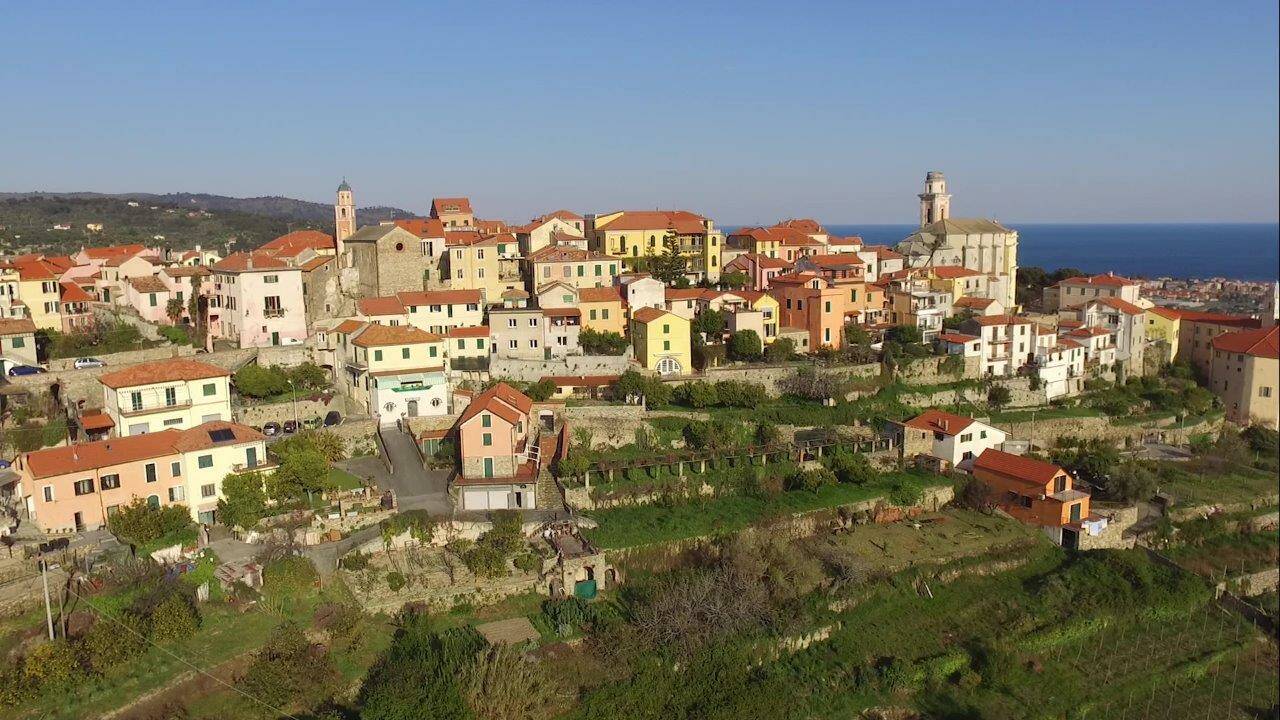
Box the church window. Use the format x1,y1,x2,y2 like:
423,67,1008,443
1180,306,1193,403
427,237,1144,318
395,242,404,251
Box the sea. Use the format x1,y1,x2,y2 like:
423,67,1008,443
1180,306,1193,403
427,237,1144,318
811,223,1279,282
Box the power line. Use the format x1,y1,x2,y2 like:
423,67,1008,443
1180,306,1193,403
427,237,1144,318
62,584,301,720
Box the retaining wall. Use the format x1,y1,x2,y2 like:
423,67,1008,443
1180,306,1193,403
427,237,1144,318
896,355,981,384
488,354,634,383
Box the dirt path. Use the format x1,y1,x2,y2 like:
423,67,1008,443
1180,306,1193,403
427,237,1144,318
99,650,255,720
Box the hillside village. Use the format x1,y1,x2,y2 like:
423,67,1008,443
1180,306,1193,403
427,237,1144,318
0,173,1276,719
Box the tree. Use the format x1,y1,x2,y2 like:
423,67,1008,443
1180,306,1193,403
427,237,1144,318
828,450,876,485
462,643,568,720
82,611,149,676
108,498,192,545
764,337,795,363
218,471,268,529
691,308,726,340
674,381,719,408
165,297,185,325
713,380,765,408
1051,437,1120,485
885,324,923,346
524,379,556,402
268,447,332,501
578,328,628,355
150,592,200,642
1101,462,1158,503
987,385,1013,412
237,622,340,718
719,270,748,290
648,231,689,286
234,363,288,398
728,330,762,361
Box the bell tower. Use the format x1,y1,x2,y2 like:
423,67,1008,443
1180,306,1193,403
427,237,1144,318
335,179,356,253
918,171,951,226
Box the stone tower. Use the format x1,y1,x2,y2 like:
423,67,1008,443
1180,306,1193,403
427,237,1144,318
918,171,951,226
335,179,356,254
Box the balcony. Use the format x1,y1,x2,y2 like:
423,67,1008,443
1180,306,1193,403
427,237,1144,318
263,307,286,318
232,459,278,474
120,401,191,418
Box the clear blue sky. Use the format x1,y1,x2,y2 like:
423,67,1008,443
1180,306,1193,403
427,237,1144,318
2,1,1276,224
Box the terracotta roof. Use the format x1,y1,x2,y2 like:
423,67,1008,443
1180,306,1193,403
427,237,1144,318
24,430,182,479
1152,308,1261,327
99,358,230,389
974,449,1065,485
396,289,483,307
529,209,583,224
1057,338,1084,349
902,409,976,436
864,245,905,261
665,288,704,302
1147,306,1183,320
330,319,365,334
1094,297,1145,315
211,252,291,272
596,210,711,234
13,259,60,281
446,325,490,338
82,244,146,260
937,332,979,344
298,256,332,272
259,230,335,257
528,245,611,263
352,324,443,348
0,318,37,336
458,382,532,427
727,252,791,270
954,296,996,309
729,226,812,246
1068,326,1111,338
162,266,211,278
474,219,511,234
357,296,406,316
431,197,474,217
128,276,168,294
632,306,674,323
770,272,825,286
77,410,115,431
827,235,863,246
1058,272,1138,288
930,265,982,279
804,254,864,269
1211,324,1279,359
392,218,446,238
501,289,530,299
972,314,1033,326
57,281,94,303
578,286,625,303
171,421,265,453
774,218,827,234
542,307,581,318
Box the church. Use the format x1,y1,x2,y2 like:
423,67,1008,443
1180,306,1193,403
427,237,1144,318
895,172,1019,310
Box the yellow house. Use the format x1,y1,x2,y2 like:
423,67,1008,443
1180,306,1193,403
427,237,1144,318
100,359,233,437
445,232,522,304
13,260,63,330
578,285,627,335
1145,306,1181,363
589,210,723,282
925,266,989,304
741,291,781,343
631,307,690,376
343,323,449,422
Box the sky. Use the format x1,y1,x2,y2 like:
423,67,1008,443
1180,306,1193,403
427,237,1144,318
2,1,1277,225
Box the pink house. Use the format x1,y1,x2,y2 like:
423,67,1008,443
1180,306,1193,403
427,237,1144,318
768,272,847,350
209,252,307,347
724,252,792,291
59,281,96,333
454,382,545,511
159,266,212,321
125,276,173,324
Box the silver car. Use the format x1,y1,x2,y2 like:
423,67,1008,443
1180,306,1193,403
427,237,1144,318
74,357,106,369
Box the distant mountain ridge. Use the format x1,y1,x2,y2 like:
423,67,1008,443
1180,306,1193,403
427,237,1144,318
0,191,417,224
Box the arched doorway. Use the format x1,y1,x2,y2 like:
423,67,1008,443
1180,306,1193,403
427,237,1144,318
656,357,682,376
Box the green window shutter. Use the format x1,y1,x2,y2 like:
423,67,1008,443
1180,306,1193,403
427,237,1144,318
430,346,438,357
482,433,492,446
374,350,383,361
482,414,491,428
402,348,410,359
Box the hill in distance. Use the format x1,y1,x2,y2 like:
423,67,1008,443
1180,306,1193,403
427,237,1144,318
0,191,418,255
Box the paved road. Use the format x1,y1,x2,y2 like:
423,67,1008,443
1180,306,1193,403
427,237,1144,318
339,425,452,515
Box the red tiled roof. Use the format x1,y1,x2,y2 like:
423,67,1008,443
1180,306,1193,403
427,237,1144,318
127,276,167,294
665,288,704,301
0,318,37,336
446,325,490,338
597,210,711,234
578,286,624,303
162,266,212,278
1068,326,1111,338
60,281,96,302
392,218,446,238
357,296,406,316
352,324,442,347
773,218,827,234
1095,297,1145,315
259,230,335,257
930,265,982,279
82,244,146,260
431,197,474,217
543,307,581,318
24,430,182,479
632,306,676,323
972,314,1033,326
1211,324,1279,359
1153,308,1262,328
954,296,996,309
171,421,265,452
804,254,864,269
211,252,291,272
937,332,979,344
902,409,976,436
528,245,611,263
396,289,483,307
330,319,366,334
1058,272,1138,288
770,272,824,285
458,382,532,426
99,358,229,389
973,449,1065,485
865,245,905,261
77,410,115,432
12,259,60,281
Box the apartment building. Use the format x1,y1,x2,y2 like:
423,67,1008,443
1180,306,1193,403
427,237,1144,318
210,252,307,347
0,318,38,367
768,272,846,349
1043,272,1141,313
336,323,449,423
515,210,585,256
100,359,232,436
960,315,1035,377
631,307,691,376
723,252,792,291
577,285,627,335
589,210,724,282
527,245,620,290
1208,324,1278,427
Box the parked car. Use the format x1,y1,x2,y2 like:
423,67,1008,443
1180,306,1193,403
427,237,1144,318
323,411,343,427
7,365,46,377
302,417,321,430
282,420,299,434
73,357,106,369
262,422,282,437
0,459,11,469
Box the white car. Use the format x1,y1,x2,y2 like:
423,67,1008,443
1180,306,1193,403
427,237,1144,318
74,357,106,369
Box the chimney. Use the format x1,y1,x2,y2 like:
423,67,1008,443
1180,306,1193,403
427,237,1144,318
940,419,949,431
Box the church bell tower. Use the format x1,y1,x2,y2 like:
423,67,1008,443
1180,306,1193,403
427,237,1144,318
335,179,356,255
918,171,951,226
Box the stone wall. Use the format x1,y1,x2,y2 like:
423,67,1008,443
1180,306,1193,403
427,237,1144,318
665,362,878,396
563,405,709,449
1078,504,1140,550
899,376,1046,409
256,344,312,368
1219,568,1280,598
896,355,981,384
47,345,199,371
998,412,1224,449
488,354,635,383
234,393,351,426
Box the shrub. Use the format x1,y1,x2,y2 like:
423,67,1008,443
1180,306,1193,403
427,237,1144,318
828,450,876,486
237,622,340,717
524,378,557,402
151,592,200,643
386,571,406,592
940,354,966,376
786,467,837,493
463,544,508,578
82,611,150,675
217,471,268,530
339,552,370,571
579,328,629,355
755,422,781,446
714,380,766,408
513,551,543,573
674,381,719,408
19,640,83,693
764,337,795,363
263,556,318,597
727,330,762,361
108,498,192,546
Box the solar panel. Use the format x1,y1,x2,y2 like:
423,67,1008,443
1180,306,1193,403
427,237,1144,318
208,428,235,443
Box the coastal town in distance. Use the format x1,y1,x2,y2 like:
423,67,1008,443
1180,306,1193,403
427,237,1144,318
0,2,1277,718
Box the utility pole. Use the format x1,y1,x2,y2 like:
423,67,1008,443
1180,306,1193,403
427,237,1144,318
40,557,55,640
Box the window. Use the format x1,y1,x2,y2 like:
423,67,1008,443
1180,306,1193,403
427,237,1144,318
1020,495,1032,508
374,349,383,361
1261,387,1273,398
482,433,492,446
163,418,183,427
477,268,485,279
198,454,213,469
12,337,23,348
145,463,157,483
528,318,538,327
149,293,158,307
74,478,95,496
663,340,671,351
662,324,669,334
530,339,539,348
979,430,987,439
507,318,517,327
481,414,491,428
169,486,186,502
264,275,278,283
131,391,143,412
508,339,518,349
201,484,217,498
477,339,485,349
42,486,54,502
165,387,177,406
101,474,121,490
402,347,411,359
602,309,609,319
202,382,218,397
959,433,973,443
457,339,465,350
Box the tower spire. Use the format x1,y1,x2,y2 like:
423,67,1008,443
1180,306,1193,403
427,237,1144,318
918,171,951,226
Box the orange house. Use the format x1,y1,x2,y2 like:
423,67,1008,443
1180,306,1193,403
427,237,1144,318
767,272,846,349
972,449,1096,548
455,383,544,511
